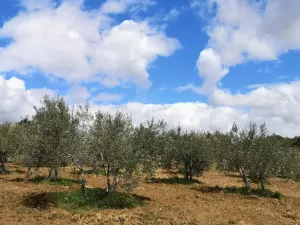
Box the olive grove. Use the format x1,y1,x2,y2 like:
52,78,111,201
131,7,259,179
0,95,300,198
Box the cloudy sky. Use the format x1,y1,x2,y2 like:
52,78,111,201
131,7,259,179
1,0,300,137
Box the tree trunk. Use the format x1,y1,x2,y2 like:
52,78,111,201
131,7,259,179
92,160,98,173
1,157,7,174
259,175,265,190
106,165,112,195
239,166,251,189
27,167,33,178
188,165,193,181
54,168,58,180
80,168,87,199
48,168,53,179
184,163,189,179
111,172,119,193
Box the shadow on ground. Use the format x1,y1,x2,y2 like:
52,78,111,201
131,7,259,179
147,177,200,185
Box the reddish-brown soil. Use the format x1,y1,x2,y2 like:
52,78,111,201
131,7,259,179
1,164,300,225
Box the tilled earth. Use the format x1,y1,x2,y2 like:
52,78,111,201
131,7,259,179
0,164,300,225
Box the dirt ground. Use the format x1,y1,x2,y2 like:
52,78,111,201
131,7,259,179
0,164,300,225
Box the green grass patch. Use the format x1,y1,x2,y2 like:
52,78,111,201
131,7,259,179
199,185,283,199
24,188,148,212
224,186,283,199
30,176,79,186
13,169,25,174
148,177,200,185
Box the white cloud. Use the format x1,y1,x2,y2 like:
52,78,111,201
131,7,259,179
210,81,300,136
178,48,229,93
94,93,123,102
90,101,248,134
0,0,180,88
0,75,55,122
2,76,300,137
196,48,229,92
90,20,180,88
191,0,300,92
89,81,300,137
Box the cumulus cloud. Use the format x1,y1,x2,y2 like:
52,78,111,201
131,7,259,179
210,81,300,137
0,75,55,122
196,48,229,92
0,0,180,88
190,0,300,92
2,76,300,137
90,101,248,134
89,80,300,137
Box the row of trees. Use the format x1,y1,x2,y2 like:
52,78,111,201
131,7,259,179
0,96,300,197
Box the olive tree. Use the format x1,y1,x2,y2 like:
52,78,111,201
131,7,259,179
90,111,138,194
219,123,258,188
68,103,94,198
166,126,210,180
132,118,167,176
27,95,76,179
277,144,300,181
248,124,286,189
0,122,13,173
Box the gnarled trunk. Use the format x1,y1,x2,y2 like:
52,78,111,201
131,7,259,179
48,168,58,180
184,163,189,179
188,165,193,181
80,168,87,198
238,166,251,189
54,168,58,180
1,157,7,174
258,172,265,190
27,167,33,178
48,168,52,178
105,164,113,195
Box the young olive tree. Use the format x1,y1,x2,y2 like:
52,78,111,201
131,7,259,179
221,123,258,188
132,118,167,176
0,121,29,173
90,111,138,194
277,137,300,181
211,131,232,171
166,126,210,180
248,123,285,189
28,95,76,179
68,103,94,198
0,122,13,173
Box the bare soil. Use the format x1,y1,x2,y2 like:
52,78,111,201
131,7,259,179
1,164,300,225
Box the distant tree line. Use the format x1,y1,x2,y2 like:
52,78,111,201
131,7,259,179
0,95,300,198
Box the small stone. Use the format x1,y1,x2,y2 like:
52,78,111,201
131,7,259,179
96,213,102,221
119,215,126,223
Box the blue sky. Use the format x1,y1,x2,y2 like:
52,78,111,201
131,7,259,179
1,0,300,137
